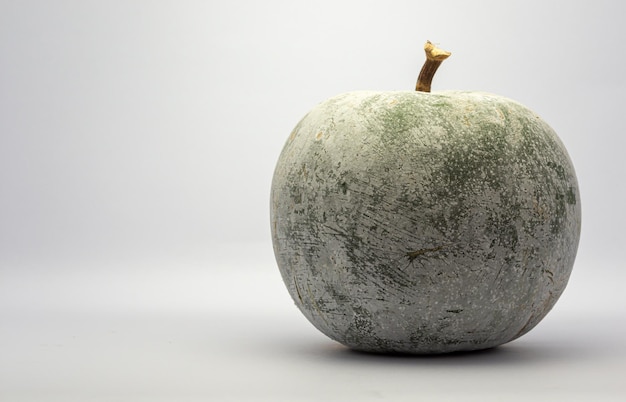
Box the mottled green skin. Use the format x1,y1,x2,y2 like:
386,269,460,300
271,91,581,354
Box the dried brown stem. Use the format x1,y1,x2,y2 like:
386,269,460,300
415,41,451,92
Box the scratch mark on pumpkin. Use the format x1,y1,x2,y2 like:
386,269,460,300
543,268,554,284
294,277,303,303
406,245,445,263
306,282,331,328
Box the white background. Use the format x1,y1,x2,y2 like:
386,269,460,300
1,1,625,400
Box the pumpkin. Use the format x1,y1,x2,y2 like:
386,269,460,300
270,42,581,354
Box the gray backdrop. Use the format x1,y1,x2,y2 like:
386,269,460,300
1,1,625,401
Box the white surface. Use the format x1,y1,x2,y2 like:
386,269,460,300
1,245,625,401
1,1,626,400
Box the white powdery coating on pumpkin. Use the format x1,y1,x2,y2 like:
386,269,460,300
271,90,581,354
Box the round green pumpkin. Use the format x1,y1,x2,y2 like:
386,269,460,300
270,46,580,354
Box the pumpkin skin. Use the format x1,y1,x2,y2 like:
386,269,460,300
270,90,580,354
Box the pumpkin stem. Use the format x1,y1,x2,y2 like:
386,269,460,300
415,41,451,92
